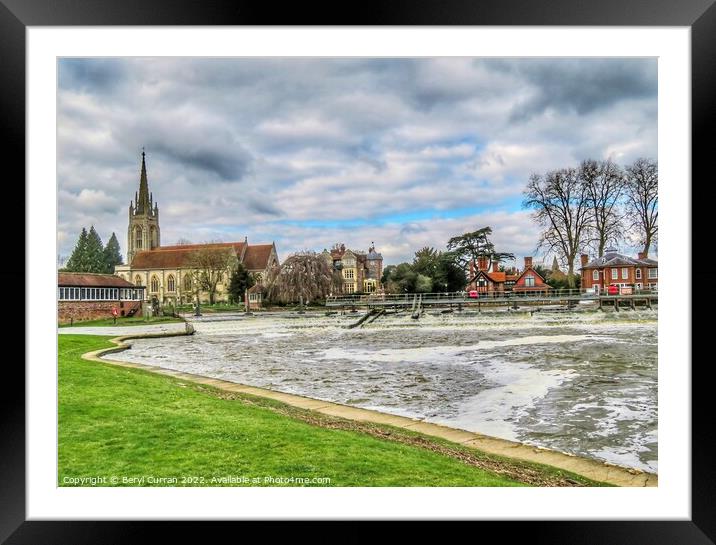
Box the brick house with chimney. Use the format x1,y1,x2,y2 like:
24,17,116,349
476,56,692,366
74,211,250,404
512,256,552,294
580,248,658,294
467,257,519,294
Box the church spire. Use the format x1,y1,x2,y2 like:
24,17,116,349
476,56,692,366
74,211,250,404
136,149,151,214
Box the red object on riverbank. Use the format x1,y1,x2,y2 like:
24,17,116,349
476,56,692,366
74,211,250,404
608,285,619,295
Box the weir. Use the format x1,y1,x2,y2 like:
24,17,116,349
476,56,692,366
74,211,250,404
327,290,658,311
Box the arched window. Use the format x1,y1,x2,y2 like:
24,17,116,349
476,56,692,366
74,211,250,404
135,275,142,286
183,275,192,291
150,275,159,293
150,226,157,249
135,226,143,250
167,274,175,292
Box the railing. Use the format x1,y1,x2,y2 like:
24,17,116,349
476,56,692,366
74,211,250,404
325,287,657,306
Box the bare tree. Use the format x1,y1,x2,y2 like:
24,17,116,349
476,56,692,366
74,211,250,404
580,159,626,257
624,158,658,256
523,167,591,287
186,246,238,304
266,252,342,304
175,238,193,245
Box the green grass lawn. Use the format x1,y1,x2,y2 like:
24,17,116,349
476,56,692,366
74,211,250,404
58,335,537,487
59,315,184,328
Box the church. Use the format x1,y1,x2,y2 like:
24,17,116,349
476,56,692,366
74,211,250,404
114,152,280,306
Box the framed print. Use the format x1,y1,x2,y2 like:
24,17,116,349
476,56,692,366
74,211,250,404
4,0,713,542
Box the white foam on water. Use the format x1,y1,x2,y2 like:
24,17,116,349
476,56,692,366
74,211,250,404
431,361,577,441
318,335,593,365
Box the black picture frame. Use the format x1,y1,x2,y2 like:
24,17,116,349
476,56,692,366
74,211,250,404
4,0,711,542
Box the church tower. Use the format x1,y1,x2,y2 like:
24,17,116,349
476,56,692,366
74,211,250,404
127,150,160,264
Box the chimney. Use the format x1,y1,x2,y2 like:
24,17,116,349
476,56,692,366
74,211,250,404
492,261,499,273
477,256,488,271
524,256,532,270
637,251,647,260
580,254,589,267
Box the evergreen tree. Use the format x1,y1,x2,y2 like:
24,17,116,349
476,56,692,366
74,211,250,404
65,228,89,272
85,226,106,273
103,232,123,273
228,263,254,304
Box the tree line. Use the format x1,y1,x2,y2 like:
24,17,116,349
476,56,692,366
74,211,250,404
523,157,657,287
62,226,123,274
381,226,513,294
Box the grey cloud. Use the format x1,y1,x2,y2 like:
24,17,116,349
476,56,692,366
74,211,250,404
58,58,128,93
57,57,657,260
494,59,657,121
150,141,253,182
246,197,282,217
400,223,427,235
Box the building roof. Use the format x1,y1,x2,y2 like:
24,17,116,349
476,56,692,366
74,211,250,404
130,242,247,269
513,266,549,286
58,272,138,288
581,250,658,269
471,270,506,283
128,241,277,271
243,244,274,271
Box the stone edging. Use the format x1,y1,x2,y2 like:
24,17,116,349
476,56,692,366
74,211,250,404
80,326,657,488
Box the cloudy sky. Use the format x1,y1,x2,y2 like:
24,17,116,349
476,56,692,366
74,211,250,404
57,57,657,267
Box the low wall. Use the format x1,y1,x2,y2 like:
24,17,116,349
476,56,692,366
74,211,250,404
58,300,143,323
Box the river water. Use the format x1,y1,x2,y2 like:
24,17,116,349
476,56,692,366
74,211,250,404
108,309,658,472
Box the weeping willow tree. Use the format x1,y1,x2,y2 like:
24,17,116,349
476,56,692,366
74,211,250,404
265,252,342,304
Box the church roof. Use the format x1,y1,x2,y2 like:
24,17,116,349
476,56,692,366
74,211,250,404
129,241,276,271
242,244,275,271
130,242,247,269
58,272,137,288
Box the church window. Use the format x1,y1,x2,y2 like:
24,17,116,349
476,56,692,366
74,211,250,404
150,275,159,293
135,275,142,286
135,227,143,249
183,275,192,291
167,275,176,292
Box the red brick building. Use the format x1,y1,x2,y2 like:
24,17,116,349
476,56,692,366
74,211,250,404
580,249,658,294
58,272,145,323
512,256,552,294
467,257,521,294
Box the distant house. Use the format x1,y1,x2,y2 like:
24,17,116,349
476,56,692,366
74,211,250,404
512,256,551,294
58,272,145,323
322,242,383,294
247,284,263,310
467,257,512,294
580,248,658,294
